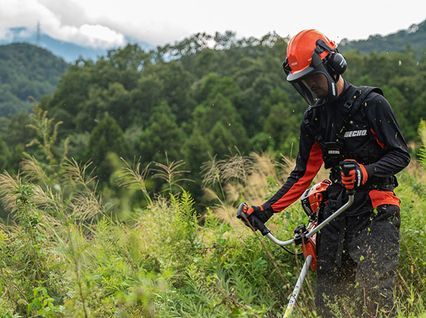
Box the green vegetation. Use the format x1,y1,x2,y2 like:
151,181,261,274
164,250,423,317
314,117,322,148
0,30,424,316
340,19,426,56
2,32,422,200
1,31,424,199
0,110,424,317
0,43,68,116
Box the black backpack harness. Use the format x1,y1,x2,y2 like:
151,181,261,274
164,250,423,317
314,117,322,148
305,86,397,190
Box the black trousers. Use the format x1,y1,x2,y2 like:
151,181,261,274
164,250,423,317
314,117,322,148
315,185,400,318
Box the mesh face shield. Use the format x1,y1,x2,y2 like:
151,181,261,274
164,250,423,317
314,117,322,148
283,51,338,106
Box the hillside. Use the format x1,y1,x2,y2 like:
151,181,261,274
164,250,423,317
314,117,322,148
0,43,68,117
0,20,424,118
339,19,426,55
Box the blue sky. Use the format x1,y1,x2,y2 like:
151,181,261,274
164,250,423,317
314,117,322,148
0,0,424,48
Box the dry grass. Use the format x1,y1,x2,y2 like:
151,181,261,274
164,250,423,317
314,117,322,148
70,192,103,222
152,159,193,192
201,152,329,208
0,172,22,214
217,154,253,184
31,184,62,212
115,158,152,205
62,158,97,189
20,155,50,184
201,156,222,188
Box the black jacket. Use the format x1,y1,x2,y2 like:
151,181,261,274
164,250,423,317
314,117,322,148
263,81,410,213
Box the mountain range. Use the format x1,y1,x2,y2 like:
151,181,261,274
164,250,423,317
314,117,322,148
0,20,424,118
339,20,426,56
1,20,425,63
0,27,153,62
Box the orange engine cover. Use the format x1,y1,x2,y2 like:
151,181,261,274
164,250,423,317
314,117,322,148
302,235,317,271
301,179,331,219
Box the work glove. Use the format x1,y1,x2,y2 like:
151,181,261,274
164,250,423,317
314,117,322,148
240,204,273,230
340,159,368,190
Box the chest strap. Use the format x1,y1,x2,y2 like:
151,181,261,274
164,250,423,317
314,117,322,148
335,86,383,143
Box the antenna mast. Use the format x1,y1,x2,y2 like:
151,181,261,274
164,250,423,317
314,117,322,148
36,21,41,45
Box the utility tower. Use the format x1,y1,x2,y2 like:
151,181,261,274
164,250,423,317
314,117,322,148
36,21,41,45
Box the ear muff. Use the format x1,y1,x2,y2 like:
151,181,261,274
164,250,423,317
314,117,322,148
315,39,347,76
327,51,347,75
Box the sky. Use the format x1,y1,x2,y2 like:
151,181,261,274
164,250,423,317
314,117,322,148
0,0,425,49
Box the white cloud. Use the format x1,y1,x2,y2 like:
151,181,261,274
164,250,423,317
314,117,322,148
0,0,425,48
47,23,126,48
0,0,126,48
78,24,125,47
0,27,32,40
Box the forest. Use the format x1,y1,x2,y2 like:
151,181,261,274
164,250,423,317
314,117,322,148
0,30,424,317
0,43,67,117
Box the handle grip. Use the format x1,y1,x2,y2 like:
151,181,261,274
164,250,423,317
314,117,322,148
236,202,270,236
250,214,270,236
339,161,357,195
340,161,356,177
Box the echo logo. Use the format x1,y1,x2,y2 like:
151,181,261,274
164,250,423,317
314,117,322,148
344,130,367,138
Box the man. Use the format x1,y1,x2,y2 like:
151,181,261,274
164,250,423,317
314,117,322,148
244,30,410,317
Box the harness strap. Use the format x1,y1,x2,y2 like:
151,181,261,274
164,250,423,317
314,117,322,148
335,86,382,142
330,86,395,188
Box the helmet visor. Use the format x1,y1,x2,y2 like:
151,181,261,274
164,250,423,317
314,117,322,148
283,53,337,106
290,80,318,106
290,72,330,105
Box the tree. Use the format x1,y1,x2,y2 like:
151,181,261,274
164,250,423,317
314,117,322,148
183,128,212,176
182,128,212,199
138,102,185,163
149,62,195,124
192,73,241,104
76,82,131,130
129,74,164,123
45,60,95,133
88,113,128,182
192,93,249,157
264,102,299,155
208,122,240,155
0,137,11,170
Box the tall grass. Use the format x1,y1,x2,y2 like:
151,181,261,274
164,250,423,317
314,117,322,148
0,112,424,317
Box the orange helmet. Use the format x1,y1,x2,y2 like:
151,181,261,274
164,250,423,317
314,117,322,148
283,29,347,105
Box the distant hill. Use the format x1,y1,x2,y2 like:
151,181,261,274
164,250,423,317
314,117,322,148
0,43,68,116
0,27,153,62
339,19,426,56
0,21,424,118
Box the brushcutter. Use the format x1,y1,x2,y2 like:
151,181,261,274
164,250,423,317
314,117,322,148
236,164,356,317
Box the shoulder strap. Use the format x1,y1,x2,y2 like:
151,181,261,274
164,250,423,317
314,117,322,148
336,86,383,140
303,104,321,137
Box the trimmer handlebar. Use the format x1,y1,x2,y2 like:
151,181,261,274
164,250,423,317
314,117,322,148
237,194,355,247
236,189,355,318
